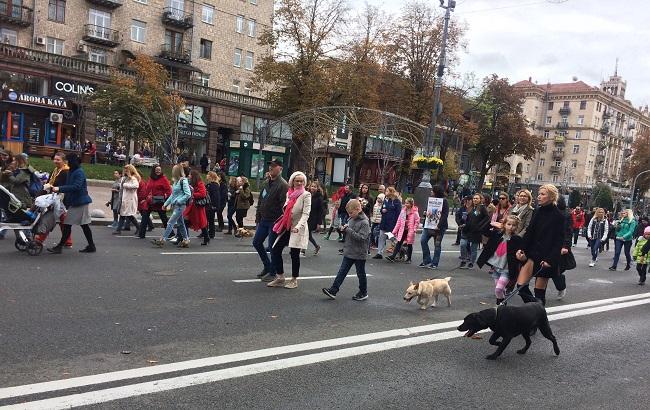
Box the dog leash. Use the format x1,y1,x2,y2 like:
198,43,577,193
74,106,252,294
498,266,545,306
424,264,463,281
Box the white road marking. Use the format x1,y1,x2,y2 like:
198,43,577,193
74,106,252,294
160,251,259,255
5,297,650,409
233,274,374,283
1,292,649,403
589,278,614,284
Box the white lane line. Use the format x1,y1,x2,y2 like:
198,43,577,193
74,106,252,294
6,297,650,410
233,274,374,283
160,251,259,255
1,292,649,402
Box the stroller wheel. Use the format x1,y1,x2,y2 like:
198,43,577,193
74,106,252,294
27,241,43,256
15,239,28,252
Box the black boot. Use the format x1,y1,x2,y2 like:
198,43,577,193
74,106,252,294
79,245,96,253
517,284,536,303
47,245,63,254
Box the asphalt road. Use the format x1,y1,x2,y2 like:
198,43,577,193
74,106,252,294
0,227,648,409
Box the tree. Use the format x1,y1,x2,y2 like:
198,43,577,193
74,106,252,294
469,75,543,188
627,129,650,196
441,148,460,181
91,55,184,163
569,189,582,208
591,183,614,211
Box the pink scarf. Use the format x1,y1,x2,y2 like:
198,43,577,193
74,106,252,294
273,187,305,234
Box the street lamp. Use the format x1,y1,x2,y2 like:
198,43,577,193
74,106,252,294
629,169,650,210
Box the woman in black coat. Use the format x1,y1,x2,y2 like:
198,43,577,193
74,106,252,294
460,193,490,269
515,184,566,305
306,181,324,255
205,172,221,239
550,195,574,300
217,171,228,232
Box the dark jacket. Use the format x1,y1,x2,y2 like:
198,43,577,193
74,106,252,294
256,176,288,222
359,193,374,218
521,204,565,269
218,181,228,210
462,205,490,242
206,182,221,211
58,167,92,208
477,231,524,281
455,205,468,228
338,192,357,220
379,198,401,231
308,190,325,230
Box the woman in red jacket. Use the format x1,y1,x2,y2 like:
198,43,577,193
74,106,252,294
183,170,209,245
138,166,172,239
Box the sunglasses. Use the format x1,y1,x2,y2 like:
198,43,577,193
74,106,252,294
499,197,508,200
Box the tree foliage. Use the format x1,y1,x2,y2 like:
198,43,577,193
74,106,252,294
569,189,582,208
91,54,184,163
591,183,614,211
627,129,650,195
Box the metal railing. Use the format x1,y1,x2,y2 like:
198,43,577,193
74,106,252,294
86,0,123,8
162,7,193,28
160,43,190,62
0,3,33,24
556,121,569,129
559,107,570,115
84,24,121,44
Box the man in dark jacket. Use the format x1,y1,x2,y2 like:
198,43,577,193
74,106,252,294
419,185,449,269
254,160,288,281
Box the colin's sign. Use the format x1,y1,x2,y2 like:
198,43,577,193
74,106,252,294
51,77,96,97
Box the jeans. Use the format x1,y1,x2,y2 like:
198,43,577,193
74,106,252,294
163,205,187,241
370,223,380,247
590,238,601,261
271,231,301,278
253,219,278,275
226,204,236,232
330,257,367,295
377,230,388,254
421,229,445,266
572,228,580,245
460,238,479,264
612,239,632,268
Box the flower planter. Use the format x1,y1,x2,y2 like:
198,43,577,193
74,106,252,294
414,162,441,170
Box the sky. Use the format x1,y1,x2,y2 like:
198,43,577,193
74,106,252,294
354,0,650,108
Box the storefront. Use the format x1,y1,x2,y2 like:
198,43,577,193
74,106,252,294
177,104,209,163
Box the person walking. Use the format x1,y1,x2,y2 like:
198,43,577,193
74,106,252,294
510,189,534,237
306,181,324,255
205,171,221,239
217,171,228,232
266,171,311,289
106,170,122,229
370,194,384,249
609,209,638,271
419,185,449,269
322,199,371,301
337,185,357,243
45,153,95,254
586,208,608,267
460,193,490,269
386,197,419,264
113,165,141,235
184,170,210,245
570,206,585,245
254,160,288,281
35,152,71,246
514,184,565,306
139,165,171,239
491,193,512,225
373,186,401,259
234,176,252,234
200,153,209,173
225,177,238,235
151,165,191,248
633,227,650,285
453,196,471,246
551,195,575,300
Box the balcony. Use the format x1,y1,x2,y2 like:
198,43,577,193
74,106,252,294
598,141,607,151
552,151,564,160
86,0,122,9
554,136,565,144
556,121,569,129
624,148,632,157
162,7,193,29
600,125,610,134
559,107,571,115
628,122,636,130
602,110,612,119
0,3,33,26
83,25,121,47
595,154,605,164
624,136,633,144
159,43,191,64
550,166,561,174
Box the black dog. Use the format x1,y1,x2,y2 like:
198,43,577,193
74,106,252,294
457,302,560,360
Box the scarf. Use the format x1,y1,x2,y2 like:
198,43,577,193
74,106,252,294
511,203,526,215
49,164,69,185
273,186,305,234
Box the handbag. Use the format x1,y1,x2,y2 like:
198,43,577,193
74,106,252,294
560,250,577,272
151,195,166,205
194,196,210,207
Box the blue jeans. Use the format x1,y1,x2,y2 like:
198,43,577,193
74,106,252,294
421,229,445,267
460,238,479,264
253,219,278,275
163,205,187,241
330,257,367,295
590,238,601,261
612,239,632,268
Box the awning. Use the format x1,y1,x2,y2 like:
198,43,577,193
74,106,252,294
153,58,203,73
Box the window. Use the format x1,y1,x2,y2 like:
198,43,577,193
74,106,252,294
571,160,577,168
580,100,587,110
248,19,256,37
200,38,212,59
563,101,570,108
525,164,530,173
245,51,254,70
577,115,584,125
169,0,184,11
48,0,65,23
234,48,242,67
575,130,581,139
131,20,146,43
572,145,579,154
232,79,240,93
537,173,543,181
89,48,107,64
89,9,111,40
0,28,17,46
561,115,568,124
547,102,554,110
596,102,602,112
202,5,214,24
543,130,549,139
198,73,210,87
134,0,148,3
541,144,547,152
552,175,559,183
164,30,184,53
555,160,562,167
236,15,244,33
545,116,552,125
539,158,545,167
588,161,593,169
243,84,251,96
46,37,64,55
250,0,257,4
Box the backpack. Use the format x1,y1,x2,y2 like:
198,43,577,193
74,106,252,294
28,170,44,197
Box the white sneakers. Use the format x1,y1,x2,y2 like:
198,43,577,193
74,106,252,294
557,289,566,300
589,261,596,267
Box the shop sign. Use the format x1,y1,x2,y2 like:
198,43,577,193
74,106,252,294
51,77,96,97
178,105,208,139
5,91,68,109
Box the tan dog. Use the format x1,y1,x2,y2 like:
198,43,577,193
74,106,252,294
403,277,452,310
235,228,253,239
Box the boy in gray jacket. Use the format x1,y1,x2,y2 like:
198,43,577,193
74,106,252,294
323,199,371,301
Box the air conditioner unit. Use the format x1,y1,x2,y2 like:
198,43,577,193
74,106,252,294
50,113,63,123
77,42,87,52
35,37,46,46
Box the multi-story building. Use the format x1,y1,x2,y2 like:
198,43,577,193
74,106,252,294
0,0,291,178
501,72,650,195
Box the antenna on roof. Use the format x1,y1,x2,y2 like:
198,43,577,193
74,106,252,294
614,57,619,76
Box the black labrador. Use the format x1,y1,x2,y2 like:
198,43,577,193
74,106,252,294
457,302,560,360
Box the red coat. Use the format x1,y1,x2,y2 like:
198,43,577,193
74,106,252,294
571,211,585,229
183,180,208,230
145,175,172,211
137,180,148,212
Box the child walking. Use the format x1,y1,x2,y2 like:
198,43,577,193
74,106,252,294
386,197,419,264
370,194,384,249
633,226,650,285
322,199,371,301
476,215,524,305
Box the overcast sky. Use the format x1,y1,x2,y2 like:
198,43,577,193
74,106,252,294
356,0,650,108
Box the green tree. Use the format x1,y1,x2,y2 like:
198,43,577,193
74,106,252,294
569,189,582,208
627,129,650,196
591,183,614,211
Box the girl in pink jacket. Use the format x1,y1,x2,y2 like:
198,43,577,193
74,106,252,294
387,198,419,263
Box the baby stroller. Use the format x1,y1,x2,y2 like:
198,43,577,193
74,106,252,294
0,185,58,256
384,232,408,262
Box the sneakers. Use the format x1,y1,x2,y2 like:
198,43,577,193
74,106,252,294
267,276,286,287
418,262,428,268
151,238,164,247
428,265,438,270
557,289,566,300
589,261,595,267
338,249,344,255
638,281,646,286
467,263,474,269
179,239,190,248
79,245,96,253
372,254,383,260
260,273,276,282
352,292,368,301
624,264,631,271
46,246,63,254
459,261,467,269
314,245,321,255
256,269,268,279
322,288,336,300
284,278,298,289
608,266,616,271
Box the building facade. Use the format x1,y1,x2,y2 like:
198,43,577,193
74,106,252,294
0,0,289,178
502,73,650,195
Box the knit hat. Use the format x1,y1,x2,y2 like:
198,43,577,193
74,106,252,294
644,226,650,235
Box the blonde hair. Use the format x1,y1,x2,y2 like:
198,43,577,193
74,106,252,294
124,164,141,182
623,208,634,222
595,208,605,219
171,164,185,182
539,184,559,204
346,198,362,212
206,171,220,183
504,215,520,233
404,197,414,206
517,189,533,205
385,186,398,199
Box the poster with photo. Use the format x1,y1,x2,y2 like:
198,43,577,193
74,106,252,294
251,153,264,179
424,197,444,230
228,151,240,175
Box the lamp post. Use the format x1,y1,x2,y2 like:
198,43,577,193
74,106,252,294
630,169,650,210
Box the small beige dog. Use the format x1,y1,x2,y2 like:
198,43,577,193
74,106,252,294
403,277,452,310
235,227,253,238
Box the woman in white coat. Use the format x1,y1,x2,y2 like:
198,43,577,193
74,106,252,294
267,171,312,289
114,164,141,234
